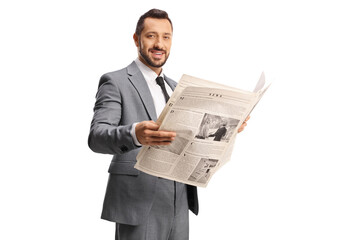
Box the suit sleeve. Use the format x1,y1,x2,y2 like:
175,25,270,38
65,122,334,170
88,74,140,155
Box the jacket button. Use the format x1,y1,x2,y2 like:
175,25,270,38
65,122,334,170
120,145,128,152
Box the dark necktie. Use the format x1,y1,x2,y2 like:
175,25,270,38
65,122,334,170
155,76,170,103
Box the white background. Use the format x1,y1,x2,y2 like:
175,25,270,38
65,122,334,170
1,0,359,239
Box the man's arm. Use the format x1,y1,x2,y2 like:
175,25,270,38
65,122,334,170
88,75,176,155
88,75,138,155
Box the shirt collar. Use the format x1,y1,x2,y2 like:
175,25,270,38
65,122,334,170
134,58,164,82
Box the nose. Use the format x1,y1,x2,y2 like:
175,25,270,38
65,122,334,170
154,37,164,49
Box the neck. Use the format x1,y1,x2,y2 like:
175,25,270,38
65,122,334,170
138,56,162,75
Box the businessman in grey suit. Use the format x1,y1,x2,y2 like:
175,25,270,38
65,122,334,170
89,8,249,240
88,9,197,240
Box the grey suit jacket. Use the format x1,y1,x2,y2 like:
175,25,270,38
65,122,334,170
88,61,198,225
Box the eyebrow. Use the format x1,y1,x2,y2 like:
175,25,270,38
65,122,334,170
145,31,172,36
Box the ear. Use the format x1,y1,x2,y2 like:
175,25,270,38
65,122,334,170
133,33,139,47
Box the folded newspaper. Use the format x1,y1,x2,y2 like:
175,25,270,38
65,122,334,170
135,73,270,187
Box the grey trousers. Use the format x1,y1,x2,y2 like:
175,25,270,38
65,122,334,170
115,178,189,240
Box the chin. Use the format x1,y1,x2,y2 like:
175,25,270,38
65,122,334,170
148,58,165,68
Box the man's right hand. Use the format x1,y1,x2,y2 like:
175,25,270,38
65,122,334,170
135,121,176,146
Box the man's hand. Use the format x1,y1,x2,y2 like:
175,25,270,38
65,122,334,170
238,116,250,133
135,121,176,145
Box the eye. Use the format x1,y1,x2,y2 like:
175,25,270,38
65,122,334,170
147,34,155,38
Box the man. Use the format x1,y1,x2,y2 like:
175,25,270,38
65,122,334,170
209,122,227,141
88,9,248,240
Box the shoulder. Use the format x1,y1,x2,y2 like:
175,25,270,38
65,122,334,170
102,68,127,79
98,62,138,88
98,68,127,88
164,75,177,89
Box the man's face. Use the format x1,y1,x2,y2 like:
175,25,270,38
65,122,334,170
134,18,172,70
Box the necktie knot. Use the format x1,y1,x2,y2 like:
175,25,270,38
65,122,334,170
156,76,165,87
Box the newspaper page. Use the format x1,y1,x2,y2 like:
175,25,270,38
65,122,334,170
135,73,270,187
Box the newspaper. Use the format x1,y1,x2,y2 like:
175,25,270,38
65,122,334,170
135,73,270,187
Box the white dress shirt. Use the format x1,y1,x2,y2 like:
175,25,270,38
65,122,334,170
130,58,173,146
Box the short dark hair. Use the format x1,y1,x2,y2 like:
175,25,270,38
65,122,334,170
135,9,173,36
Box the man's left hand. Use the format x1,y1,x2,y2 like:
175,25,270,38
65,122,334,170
238,116,250,133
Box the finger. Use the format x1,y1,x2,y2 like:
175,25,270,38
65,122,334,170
141,132,175,142
242,116,250,124
237,122,247,133
150,141,173,146
141,121,160,131
144,139,174,146
146,135,175,142
145,130,176,138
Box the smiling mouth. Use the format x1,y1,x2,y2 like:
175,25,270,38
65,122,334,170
150,49,165,59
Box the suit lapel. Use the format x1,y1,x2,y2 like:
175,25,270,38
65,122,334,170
164,75,177,91
127,62,157,121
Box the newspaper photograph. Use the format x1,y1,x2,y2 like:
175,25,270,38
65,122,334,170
135,74,270,187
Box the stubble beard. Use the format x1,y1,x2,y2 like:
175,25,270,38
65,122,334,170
139,41,169,68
